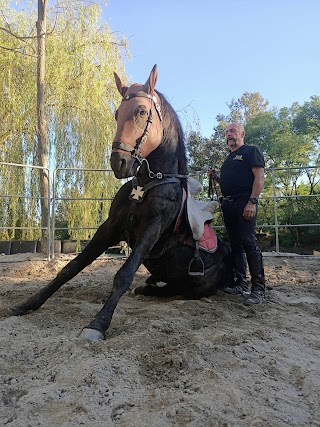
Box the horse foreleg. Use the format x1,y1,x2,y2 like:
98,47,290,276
8,227,114,316
8,256,89,316
80,260,136,341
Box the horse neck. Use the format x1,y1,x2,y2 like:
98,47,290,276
136,98,187,186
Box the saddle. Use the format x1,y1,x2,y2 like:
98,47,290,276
176,177,218,276
128,175,218,278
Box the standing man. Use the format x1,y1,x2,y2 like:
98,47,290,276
210,122,265,305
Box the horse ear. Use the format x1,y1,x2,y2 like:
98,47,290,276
114,72,127,96
145,64,158,94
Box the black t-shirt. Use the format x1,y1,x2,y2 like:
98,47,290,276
220,145,265,196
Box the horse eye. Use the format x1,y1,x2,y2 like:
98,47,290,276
139,110,147,116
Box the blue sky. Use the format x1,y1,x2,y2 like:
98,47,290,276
103,0,319,138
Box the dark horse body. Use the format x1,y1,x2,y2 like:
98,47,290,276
8,65,233,341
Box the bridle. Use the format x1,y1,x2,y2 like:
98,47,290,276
112,90,163,176
113,90,188,243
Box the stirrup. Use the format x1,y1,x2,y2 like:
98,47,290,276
188,241,205,276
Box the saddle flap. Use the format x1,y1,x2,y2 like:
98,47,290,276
186,188,218,241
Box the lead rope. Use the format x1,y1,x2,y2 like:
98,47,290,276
211,175,227,229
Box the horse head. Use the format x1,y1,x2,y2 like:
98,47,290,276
110,64,164,179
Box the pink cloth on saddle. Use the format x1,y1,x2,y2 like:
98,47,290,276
198,223,217,252
174,189,218,253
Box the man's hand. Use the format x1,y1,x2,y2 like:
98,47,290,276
207,169,217,180
243,202,256,220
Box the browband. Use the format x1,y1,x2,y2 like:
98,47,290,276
123,92,157,102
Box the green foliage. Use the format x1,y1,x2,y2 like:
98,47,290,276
187,91,271,173
293,96,320,138
0,1,128,241
53,169,120,242
225,92,269,124
0,163,42,240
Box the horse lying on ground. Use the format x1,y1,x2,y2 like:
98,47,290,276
8,65,233,341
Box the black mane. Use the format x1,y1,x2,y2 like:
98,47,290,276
156,90,188,177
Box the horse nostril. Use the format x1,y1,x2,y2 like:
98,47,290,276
120,158,126,171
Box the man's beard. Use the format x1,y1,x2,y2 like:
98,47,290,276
227,137,237,146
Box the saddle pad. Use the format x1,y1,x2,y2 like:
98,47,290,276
198,224,218,252
182,224,218,253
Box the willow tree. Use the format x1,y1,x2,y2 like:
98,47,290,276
0,0,40,240
0,1,129,244
37,0,48,248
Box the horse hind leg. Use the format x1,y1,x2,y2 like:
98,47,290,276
134,275,181,297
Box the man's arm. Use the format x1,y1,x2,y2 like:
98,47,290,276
243,167,265,220
250,167,265,199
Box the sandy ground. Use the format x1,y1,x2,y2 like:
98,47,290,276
0,252,319,427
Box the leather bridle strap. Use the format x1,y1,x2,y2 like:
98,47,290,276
112,91,163,159
122,92,163,122
112,141,137,153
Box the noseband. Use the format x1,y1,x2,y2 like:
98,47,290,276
112,91,163,164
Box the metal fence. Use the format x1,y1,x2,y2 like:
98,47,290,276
196,165,320,254
51,167,118,258
0,162,319,260
0,162,51,257
259,166,320,253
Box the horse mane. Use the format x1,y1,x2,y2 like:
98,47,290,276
155,90,188,178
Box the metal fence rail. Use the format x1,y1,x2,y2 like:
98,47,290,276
0,162,51,258
0,163,319,260
201,165,320,254
51,167,116,259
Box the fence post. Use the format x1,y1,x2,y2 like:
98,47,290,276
271,169,280,253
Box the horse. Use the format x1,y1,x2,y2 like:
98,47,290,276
8,65,233,341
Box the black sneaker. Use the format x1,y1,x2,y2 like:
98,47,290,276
244,290,264,305
223,284,249,295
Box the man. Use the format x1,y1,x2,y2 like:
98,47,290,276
209,122,265,305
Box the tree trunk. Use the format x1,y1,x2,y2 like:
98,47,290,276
36,0,49,254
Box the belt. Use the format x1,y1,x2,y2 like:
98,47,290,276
220,193,250,202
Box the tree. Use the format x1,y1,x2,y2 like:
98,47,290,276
186,92,270,201
37,0,49,248
244,103,320,251
0,1,129,243
213,92,269,139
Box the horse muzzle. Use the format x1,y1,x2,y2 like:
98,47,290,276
110,151,139,179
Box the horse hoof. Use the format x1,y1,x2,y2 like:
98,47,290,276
133,285,151,295
134,283,168,296
7,306,23,317
0,307,12,318
79,328,104,342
